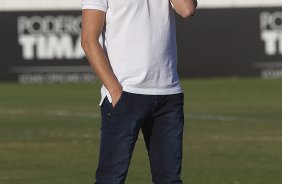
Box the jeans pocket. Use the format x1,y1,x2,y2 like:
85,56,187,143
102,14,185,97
109,90,126,114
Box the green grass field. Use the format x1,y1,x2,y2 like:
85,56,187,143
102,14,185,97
0,78,282,184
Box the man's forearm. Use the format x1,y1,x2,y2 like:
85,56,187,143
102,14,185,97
170,0,197,18
82,41,122,94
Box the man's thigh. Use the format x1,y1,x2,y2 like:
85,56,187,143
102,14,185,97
96,91,153,183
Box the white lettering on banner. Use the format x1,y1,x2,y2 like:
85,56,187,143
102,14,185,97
18,73,98,84
261,69,282,79
18,35,84,60
261,31,282,55
18,35,36,60
260,12,282,56
17,15,81,35
17,15,84,60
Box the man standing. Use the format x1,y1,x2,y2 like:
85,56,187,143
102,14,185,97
81,0,197,183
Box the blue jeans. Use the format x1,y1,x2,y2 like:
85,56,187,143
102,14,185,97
95,90,184,184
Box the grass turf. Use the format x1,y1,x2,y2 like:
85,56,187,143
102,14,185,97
0,78,282,184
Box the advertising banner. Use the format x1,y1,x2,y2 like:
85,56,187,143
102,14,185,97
0,8,282,82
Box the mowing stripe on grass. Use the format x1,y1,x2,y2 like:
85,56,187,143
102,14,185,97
0,108,262,122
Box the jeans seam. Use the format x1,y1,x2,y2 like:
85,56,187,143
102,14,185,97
151,95,157,112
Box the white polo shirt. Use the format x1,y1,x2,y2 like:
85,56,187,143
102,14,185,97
82,0,183,106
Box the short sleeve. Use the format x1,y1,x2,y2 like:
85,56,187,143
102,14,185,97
82,0,108,12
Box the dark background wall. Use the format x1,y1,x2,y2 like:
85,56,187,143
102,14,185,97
175,8,282,78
